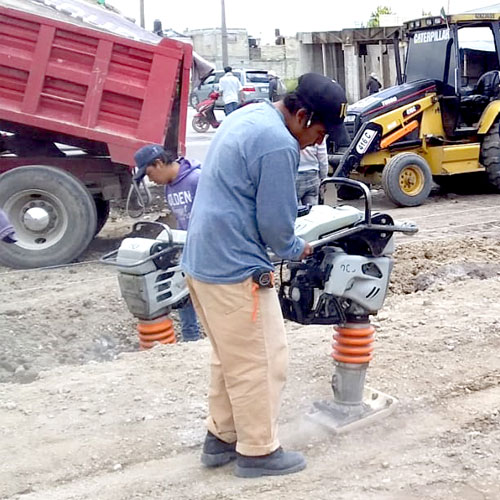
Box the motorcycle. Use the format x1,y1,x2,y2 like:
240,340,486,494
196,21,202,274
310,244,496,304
192,91,221,133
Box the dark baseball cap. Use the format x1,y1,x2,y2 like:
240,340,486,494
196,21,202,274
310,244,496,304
133,144,165,181
295,73,349,145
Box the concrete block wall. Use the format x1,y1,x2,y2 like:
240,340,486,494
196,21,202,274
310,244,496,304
188,28,250,68
249,38,300,80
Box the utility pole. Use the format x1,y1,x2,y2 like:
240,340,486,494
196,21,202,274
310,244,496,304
221,0,229,68
140,0,145,28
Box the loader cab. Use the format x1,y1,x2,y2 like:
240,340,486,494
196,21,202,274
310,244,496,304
404,16,500,135
455,23,500,126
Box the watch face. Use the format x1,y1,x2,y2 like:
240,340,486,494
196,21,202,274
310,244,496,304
260,274,271,286
259,272,274,287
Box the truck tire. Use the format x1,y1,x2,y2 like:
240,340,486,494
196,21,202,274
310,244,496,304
94,196,110,236
0,165,97,269
382,153,433,207
480,119,500,190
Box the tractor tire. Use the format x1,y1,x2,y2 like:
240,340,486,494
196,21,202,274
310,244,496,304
0,165,97,269
480,119,500,190
94,196,111,236
382,153,433,207
192,116,210,133
337,184,364,201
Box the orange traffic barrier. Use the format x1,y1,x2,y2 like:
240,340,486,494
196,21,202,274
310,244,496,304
331,325,375,364
137,316,176,350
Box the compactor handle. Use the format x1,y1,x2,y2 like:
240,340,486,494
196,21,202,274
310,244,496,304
99,246,176,268
320,177,372,224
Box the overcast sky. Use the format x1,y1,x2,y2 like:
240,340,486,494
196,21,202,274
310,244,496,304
114,0,498,42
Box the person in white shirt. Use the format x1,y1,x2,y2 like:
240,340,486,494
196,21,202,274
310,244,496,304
219,66,242,115
296,139,329,205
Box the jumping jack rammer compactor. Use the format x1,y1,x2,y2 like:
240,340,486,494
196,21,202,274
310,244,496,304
102,179,417,432
279,180,416,431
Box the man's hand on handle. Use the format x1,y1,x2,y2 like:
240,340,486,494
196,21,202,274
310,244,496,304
300,242,313,260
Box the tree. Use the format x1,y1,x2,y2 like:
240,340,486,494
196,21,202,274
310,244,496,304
367,6,393,28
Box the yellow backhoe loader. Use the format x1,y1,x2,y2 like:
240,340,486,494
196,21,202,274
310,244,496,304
334,13,500,206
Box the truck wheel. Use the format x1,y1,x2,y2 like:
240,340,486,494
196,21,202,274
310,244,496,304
382,153,432,207
192,116,210,133
337,184,364,200
0,166,97,269
94,196,110,236
480,119,500,190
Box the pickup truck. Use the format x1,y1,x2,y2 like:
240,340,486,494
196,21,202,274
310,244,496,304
0,0,192,268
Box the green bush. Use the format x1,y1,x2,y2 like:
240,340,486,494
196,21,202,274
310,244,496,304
284,78,298,92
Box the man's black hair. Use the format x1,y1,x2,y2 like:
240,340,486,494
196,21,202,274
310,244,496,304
224,66,232,73
283,93,320,125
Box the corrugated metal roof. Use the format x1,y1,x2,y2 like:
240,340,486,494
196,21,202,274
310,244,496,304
2,0,160,43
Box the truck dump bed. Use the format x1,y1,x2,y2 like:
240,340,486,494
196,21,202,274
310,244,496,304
0,0,192,166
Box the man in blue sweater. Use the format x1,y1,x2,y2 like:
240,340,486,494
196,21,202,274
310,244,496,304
182,73,348,477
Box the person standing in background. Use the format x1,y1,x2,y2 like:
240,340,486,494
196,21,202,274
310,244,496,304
268,71,279,102
296,139,329,206
366,72,382,95
219,66,243,115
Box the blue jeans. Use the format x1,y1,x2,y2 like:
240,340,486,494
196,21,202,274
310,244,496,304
296,170,321,206
224,101,238,115
178,298,201,341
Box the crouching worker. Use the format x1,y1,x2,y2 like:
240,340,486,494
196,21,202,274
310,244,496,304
133,145,201,342
181,73,349,477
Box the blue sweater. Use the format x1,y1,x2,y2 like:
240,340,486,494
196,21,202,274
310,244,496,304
182,101,305,284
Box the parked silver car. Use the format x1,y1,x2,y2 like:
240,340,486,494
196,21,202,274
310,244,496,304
190,69,272,108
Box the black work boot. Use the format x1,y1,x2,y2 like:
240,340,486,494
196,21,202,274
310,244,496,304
234,447,306,478
200,431,237,467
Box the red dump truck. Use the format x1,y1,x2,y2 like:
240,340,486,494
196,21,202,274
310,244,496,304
0,0,192,268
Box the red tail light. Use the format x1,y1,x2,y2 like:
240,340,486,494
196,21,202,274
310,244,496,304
242,86,256,92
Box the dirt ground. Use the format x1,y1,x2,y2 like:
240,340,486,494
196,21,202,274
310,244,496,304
1,186,500,500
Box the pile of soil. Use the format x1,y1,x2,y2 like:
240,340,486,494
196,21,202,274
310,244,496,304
390,236,500,294
1,192,500,498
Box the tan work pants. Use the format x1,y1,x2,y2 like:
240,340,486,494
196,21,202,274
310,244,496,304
186,275,288,456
